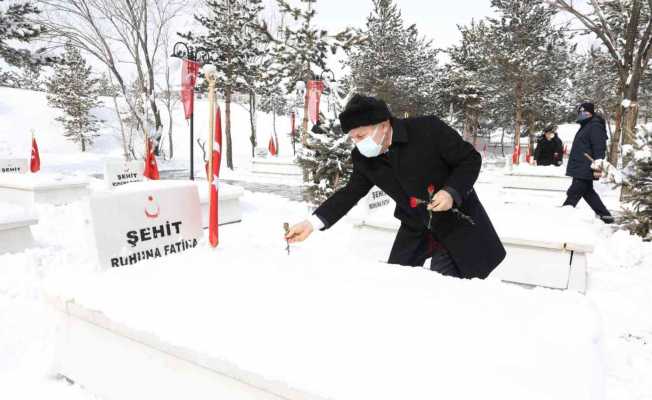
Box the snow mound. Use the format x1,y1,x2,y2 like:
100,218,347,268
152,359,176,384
47,243,604,400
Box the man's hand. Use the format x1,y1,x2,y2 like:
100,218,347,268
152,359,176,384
593,171,603,179
285,220,314,243
591,159,605,171
427,190,454,212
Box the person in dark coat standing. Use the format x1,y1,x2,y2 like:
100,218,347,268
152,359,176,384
534,124,564,166
285,95,506,279
563,102,614,223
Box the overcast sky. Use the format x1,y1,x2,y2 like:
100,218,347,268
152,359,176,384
259,0,594,77
310,0,497,51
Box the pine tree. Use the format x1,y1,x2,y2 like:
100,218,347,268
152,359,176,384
483,0,575,162
261,0,360,143
0,1,50,67
179,0,267,170
440,20,489,144
618,126,652,240
346,0,439,117
46,42,102,152
11,63,45,91
296,78,354,204
297,112,353,204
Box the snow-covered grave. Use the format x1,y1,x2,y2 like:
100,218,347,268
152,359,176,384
0,201,38,254
196,180,245,228
46,240,603,400
89,180,203,269
251,156,303,183
500,164,620,211
350,186,597,293
0,158,29,174
0,173,90,206
503,165,571,192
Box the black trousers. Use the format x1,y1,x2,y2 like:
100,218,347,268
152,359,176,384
388,228,462,278
429,248,462,278
563,178,612,218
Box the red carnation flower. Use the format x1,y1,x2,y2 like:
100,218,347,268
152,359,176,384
427,184,435,195
410,196,418,208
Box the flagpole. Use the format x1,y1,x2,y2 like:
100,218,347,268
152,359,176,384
205,66,217,193
190,112,194,180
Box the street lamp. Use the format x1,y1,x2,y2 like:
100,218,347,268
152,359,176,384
171,42,210,180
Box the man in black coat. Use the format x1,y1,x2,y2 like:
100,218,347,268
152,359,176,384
563,102,614,223
286,95,506,279
534,124,564,166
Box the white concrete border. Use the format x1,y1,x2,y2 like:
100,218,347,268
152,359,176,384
50,296,326,400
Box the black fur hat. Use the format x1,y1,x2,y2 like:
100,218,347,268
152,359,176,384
578,102,595,114
338,94,392,134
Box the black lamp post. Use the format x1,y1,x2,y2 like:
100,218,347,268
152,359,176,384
171,42,209,181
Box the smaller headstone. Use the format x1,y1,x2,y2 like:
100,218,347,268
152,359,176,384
104,159,144,189
366,186,392,212
0,159,29,174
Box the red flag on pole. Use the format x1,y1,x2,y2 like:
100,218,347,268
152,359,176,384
181,59,200,120
30,136,40,173
208,106,223,247
268,135,278,156
143,139,160,180
307,80,325,124
512,144,521,165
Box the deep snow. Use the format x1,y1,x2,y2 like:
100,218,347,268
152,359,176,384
0,88,650,399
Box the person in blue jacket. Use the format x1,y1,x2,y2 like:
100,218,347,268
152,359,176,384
563,102,614,223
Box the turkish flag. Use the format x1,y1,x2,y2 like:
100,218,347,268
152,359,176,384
181,59,200,120
30,136,40,173
268,135,278,156
143,139,160,180
512,144,521,165
307,80,324,124
208,106,223,247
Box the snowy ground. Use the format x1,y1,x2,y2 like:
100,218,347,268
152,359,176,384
0,87,298,184
0,186,651,399
0,88,651,399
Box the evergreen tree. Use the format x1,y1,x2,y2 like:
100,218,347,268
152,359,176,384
296,79,354,204
440,20,489,144
618,126,652,240
0,1,49,67
11,63,45,91
180,0,267,169
484,0,575,162
346,0,439,116
297,112,353,204
97,73,120,98
261,0,360,143
46,42,102,152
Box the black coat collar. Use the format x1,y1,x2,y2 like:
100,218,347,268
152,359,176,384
390,118,408,145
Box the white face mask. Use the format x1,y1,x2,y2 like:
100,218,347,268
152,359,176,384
355,124,385,158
